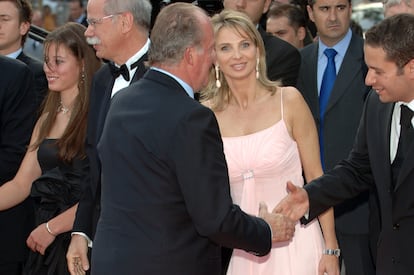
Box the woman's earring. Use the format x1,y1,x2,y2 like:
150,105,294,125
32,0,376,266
215,64,221,88
81,67,86,83
256,57,259,79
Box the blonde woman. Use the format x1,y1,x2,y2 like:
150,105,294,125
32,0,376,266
201,10,339,275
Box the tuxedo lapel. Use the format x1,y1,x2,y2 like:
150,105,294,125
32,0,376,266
395,128,414,190
131,53,148,82
88,65,115,145
378,102,394,191
94,55,148,143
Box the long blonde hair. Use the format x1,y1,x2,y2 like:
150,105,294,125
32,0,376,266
200,10,281,111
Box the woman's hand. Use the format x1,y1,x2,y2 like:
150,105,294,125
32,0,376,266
26,223,56,255
318,254,340,275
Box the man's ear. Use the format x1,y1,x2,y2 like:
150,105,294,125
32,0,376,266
120,12,134,33
263,0,273,14
184,47,195,66
407,59,414,78
297,26,306,41
20,21,31,36
307,5,315,23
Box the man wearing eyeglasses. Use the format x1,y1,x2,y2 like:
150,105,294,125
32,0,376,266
66,0,152,274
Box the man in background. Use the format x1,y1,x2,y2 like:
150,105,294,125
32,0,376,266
0,0,47,112
266,3,312,49
68,0,88,27
383,0,414,17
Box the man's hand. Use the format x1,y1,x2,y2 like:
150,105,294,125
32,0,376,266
259,202,295,242
67,234,89,275
274,181,309,221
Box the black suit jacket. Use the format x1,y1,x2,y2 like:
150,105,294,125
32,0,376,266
17,51,48,115
258,26,301,86
73,55,148,238
297,33,371,234
91,69,271,275
0,56,36,263
305,90,414,274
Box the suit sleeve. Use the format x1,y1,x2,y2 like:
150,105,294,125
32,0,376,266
305,92,375,221
0,62,36,184
170,106,271,256
72,157,95,238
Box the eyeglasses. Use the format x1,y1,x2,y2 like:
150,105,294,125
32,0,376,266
86,14,117,27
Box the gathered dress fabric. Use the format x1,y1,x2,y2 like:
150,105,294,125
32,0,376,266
23,139,87,275
224,92,324,275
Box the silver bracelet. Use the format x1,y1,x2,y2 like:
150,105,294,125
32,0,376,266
46,222,56,236
323,248,341,257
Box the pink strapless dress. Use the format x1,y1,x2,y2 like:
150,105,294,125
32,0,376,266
223,119,324,275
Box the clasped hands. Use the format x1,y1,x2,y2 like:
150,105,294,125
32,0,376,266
259,181,310,242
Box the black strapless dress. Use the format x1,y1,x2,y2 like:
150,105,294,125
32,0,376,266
23,139,88,275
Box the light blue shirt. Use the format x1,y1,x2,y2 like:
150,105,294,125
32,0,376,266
150,67,194,99
6,48,22,59
317,29,352,95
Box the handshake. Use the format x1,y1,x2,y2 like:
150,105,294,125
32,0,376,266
258,181,310,242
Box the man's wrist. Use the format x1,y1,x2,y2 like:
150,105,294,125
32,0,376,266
71,232,93,248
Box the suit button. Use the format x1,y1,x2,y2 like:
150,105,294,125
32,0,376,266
393,224,400,230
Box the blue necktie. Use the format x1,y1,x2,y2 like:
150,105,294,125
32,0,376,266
319,48,337,170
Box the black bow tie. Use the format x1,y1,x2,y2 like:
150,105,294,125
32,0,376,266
109,60,140,81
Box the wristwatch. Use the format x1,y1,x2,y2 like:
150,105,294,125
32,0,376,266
323,248,341,257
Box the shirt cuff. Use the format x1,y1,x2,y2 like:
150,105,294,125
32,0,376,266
304,210,310,220
71,232,93,248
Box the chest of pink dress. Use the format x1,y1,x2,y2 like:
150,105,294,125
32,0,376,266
223,120,324,275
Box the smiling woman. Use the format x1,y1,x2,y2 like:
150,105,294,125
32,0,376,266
201,9,340,275
0,22,101,275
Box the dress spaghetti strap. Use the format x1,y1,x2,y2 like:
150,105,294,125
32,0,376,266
280,87,284,121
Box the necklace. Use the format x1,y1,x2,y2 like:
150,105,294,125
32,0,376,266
58,101,71,114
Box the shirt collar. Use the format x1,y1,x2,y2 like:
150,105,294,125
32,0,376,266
115,38,150,69
6,48,22,59
318,28,352,59
150,67,194,99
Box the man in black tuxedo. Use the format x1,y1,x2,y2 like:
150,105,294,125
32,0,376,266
0,0,48,113
0,56,36,275
222,0,301,86
66,0,151,273
296,0,374,273
92,3,295,275
275,14,414,275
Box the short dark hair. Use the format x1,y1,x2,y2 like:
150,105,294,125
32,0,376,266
267,4,307,31
365,13,414,71
307,0,351,7
70,0,84,8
